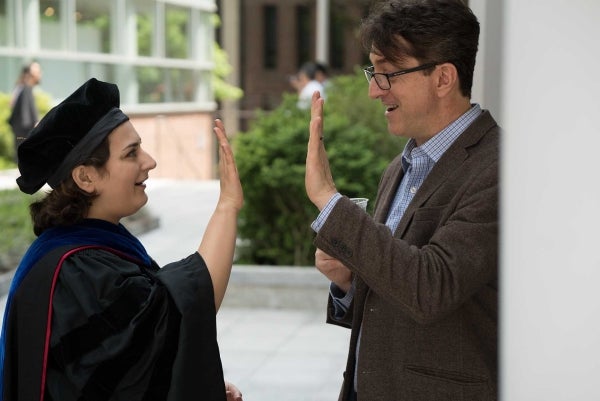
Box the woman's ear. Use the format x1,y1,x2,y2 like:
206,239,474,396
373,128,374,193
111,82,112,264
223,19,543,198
71,165,97,193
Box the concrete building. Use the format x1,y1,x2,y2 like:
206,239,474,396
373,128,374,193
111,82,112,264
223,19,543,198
1,0,499,180
0,0,218,179
215,0,502,134
216,0,371,133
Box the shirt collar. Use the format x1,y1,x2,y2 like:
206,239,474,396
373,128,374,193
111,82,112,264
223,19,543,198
402,103,482,166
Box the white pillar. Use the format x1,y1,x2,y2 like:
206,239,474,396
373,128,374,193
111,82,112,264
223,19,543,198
154,1,165,58
469,0,503,119
220,0,241,137
22,0,40,51
114,0,137,104
315,0,329,64
501,1,600,400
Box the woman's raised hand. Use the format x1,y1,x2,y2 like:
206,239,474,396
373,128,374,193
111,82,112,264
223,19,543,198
213,119,243,212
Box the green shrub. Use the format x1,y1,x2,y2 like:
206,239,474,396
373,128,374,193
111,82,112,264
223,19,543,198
0,188,37,271
0,93,13,163
233,69,405,266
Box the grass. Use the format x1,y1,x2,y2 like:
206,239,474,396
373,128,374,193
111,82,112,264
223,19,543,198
0,188,36,271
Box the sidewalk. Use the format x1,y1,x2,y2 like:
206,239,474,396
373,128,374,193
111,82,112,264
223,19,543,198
218,307,348,400
139,179,350,401
0,174,350,401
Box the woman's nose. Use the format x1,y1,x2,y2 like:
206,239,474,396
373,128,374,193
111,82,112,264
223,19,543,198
142,149,157,170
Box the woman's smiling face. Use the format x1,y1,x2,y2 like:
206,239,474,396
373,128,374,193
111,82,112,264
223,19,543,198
85,121,157,224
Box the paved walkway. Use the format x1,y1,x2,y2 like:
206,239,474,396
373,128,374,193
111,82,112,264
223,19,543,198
138,179,349,401
0,172,350,401
218,308,347,401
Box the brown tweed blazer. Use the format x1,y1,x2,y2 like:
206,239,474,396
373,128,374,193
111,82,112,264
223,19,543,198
314,110,499,401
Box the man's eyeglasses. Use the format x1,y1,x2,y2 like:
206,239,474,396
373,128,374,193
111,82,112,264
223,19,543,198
363,62,440,90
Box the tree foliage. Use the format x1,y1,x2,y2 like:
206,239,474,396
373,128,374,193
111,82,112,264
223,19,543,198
233,69,405,266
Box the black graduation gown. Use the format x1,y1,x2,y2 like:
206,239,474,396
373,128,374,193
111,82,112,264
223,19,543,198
2,245,226,401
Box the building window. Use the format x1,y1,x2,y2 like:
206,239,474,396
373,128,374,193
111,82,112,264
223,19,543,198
0,0,7,46
40,0,63,50
0,0,215,109
76,0,112,53
165,5,190,59
39,58,117,88
263,5,277,69
329,11,345,69
136,67,197,103
296,5,311,66
136,4,154,57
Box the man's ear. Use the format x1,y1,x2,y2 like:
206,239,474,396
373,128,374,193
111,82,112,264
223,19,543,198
436,62,459,97
71,165,97,193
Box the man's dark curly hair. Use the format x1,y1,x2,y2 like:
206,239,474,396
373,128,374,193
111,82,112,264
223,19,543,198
360,0,480,97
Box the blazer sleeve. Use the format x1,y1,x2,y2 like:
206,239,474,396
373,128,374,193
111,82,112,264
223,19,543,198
315,137,498,325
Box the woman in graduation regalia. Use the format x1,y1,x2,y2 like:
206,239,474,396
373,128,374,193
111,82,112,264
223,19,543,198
0,78,244,401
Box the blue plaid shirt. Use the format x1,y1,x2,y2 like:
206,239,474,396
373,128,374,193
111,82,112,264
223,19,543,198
312,104,483,312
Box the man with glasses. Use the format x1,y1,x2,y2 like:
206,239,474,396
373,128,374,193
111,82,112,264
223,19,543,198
305,1,499,400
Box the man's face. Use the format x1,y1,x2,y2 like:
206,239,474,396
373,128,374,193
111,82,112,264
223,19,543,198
367,53,441,145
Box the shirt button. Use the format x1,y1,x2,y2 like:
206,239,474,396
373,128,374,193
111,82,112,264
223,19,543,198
410,186,417,194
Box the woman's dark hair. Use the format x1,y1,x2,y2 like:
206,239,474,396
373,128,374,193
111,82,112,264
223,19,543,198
30,135,111,236
360,0,480,97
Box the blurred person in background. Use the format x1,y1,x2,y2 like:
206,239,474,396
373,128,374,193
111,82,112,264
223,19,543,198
8,61,43,160
314,62,331,91
289,61,326,109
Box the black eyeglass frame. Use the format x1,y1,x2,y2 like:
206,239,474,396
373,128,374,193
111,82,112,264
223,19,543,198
363,62,440,90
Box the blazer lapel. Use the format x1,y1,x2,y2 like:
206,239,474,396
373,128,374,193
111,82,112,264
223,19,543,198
393,110,497,238
372,156,404,224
